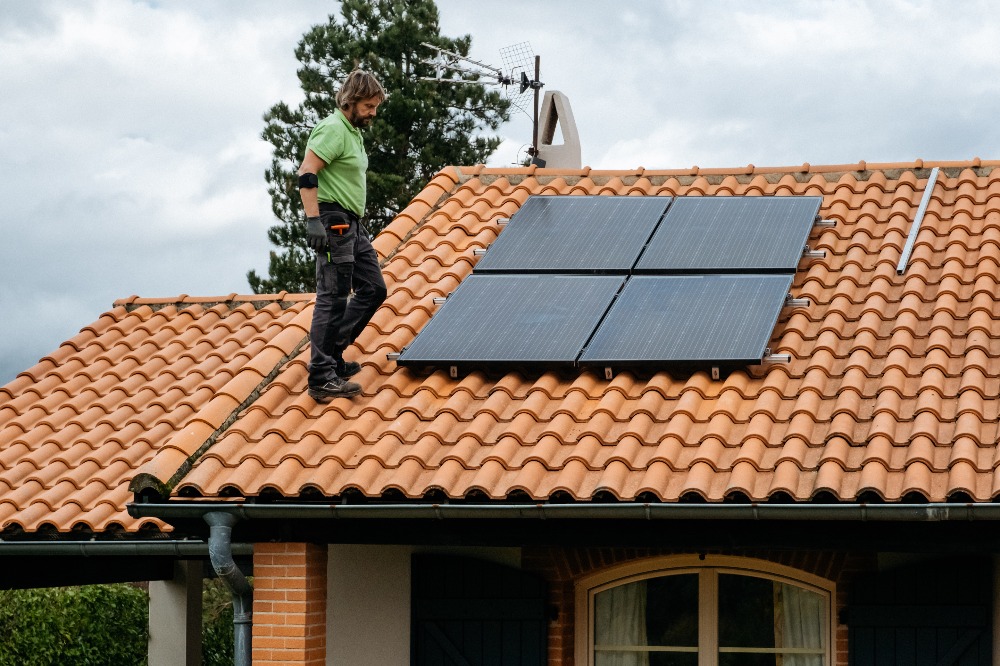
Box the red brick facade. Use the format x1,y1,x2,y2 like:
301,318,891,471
248,543,877,665
252,543,328,666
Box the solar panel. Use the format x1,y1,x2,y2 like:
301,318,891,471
634,196,821,273
397,274,624,366
474,195,671,274
579,274,794,366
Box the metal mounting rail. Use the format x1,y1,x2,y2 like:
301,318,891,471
896,167,940,275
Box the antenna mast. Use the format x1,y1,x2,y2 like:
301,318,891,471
420,42,545,164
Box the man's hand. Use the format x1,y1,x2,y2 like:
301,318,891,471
306,216,326,253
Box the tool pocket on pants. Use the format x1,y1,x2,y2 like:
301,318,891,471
323,213,357,264
319,260,354,297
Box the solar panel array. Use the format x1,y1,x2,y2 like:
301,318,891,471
397,194,820,370
395,274,624,365
475,196,671,274
636,196,821,273
580,275,795,365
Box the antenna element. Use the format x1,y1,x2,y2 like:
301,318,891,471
420,41,545,163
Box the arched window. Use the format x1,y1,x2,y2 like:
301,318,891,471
575,555,834,666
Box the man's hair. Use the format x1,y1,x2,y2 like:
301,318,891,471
336,69,387,110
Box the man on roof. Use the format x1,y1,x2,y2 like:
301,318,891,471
298,69,388,403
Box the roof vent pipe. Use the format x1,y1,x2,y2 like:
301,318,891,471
896,167,940,275
205,512,252,666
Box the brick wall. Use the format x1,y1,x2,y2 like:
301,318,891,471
252,542,328,666
523,546,875,666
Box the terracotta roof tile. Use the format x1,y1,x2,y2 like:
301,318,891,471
0,296,311,534
11,161,1000,533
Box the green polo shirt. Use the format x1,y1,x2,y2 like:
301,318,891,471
306,109,368,217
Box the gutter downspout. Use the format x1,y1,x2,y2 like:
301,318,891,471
205,512,252,666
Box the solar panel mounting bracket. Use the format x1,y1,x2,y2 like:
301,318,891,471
473,247,488,256
762,352,791,364
814,218,837,228
449,365,458,379
386,352,402,361
432,296,448,305
496,217,510,225
802,245,826,259
711,366,720,380
785,295,810,308
604,367,613,380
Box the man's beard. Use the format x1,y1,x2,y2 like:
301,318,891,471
349,110,372,128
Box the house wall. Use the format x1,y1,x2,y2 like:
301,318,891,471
324,544,521,665
251,542,994,666
253,543,328,666
995,555,1000,665
148,560,203,666
326,544,411,665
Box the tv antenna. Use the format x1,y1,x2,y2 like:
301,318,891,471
420,41,545,164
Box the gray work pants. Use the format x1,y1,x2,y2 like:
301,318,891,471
308,209,387,387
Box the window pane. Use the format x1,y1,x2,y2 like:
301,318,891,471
718,574,825,663
595,652,697,666
646,575,698,647
595,574,698,649
718,654,775,666
718,574,776,648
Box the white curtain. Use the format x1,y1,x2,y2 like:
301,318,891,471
594,581,650,666
775,583,824,666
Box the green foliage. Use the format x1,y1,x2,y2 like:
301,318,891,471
0,584,148,666
0,580,241,666
201,578,234,666
249,0,511,293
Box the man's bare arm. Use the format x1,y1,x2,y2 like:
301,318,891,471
297,149,327,217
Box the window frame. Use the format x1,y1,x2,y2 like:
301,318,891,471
574,555,835,666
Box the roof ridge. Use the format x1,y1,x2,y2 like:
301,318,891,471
457,158,1000,181
113,292,314,313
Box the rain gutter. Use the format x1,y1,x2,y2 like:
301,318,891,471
896,166,940,275
129,501,1000,522
0,541,252,557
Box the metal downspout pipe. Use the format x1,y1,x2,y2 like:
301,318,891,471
205,512,252,666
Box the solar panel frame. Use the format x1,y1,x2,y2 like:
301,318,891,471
634,196,822,274
397,274,625,367
474,195,672,274
579,274,794,366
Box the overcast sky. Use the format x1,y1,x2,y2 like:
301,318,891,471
3,0,1000,385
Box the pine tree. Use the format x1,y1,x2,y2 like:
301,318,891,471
249,0,511,293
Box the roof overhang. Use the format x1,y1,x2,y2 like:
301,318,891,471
128,501,1000,552
0,540,252,590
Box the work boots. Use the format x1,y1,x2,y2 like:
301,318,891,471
337,358,362,378
308,376,362,402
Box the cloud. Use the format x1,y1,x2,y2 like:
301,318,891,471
5,0,1000,385
0,0,328,383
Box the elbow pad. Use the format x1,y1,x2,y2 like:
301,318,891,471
298,172,319,189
